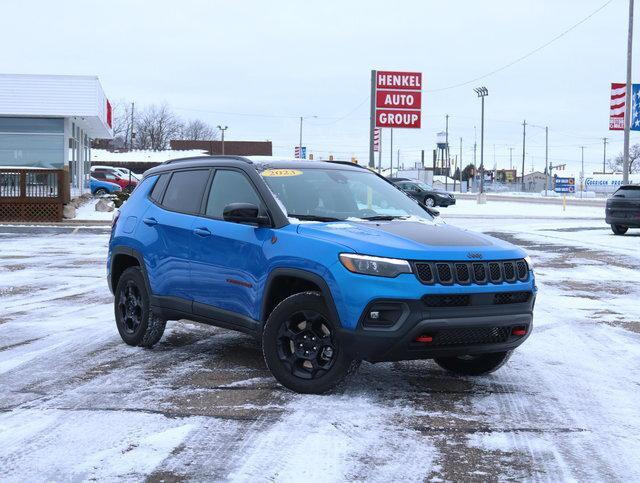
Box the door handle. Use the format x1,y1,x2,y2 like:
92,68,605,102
193,227,212,237
143,217,158,226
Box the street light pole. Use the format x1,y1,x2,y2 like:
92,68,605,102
298,115,317,159
623,0,635,184
474,87,488,198
521,120,527,192
217,125,228,155
544,127,549,197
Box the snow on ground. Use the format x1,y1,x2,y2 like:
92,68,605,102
74,198,114,222
91,149,208,164
0,212,639,480
443,198,603,218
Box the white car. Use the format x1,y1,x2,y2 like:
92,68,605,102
91,165,141,181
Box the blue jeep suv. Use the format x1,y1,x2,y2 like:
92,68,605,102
108,156,536,393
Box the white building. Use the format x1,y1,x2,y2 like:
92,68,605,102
0,74,113,195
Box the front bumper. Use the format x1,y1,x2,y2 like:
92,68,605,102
337,294,534,362
437,196,456,206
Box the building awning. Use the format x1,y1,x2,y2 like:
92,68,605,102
0,74,113,139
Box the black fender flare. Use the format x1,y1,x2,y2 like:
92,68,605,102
109,246,151,296
261,268,342,327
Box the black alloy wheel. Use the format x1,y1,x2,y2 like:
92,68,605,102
276,310,337,380
118,280,143,335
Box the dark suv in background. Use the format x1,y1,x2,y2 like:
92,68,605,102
390,178,456,207
606,185,640,235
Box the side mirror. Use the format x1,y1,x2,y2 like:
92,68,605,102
223,203,270,226
427,207,440,217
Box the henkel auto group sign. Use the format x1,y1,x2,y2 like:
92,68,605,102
374,70,422,128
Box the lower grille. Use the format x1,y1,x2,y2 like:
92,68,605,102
423,294,470,307
494,291,531,305
430,326,511,346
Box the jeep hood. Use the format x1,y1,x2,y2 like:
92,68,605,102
295,219,526,260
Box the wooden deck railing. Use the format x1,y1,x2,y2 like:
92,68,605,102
0,168,70,222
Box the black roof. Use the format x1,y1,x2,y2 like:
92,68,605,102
143,155,367,178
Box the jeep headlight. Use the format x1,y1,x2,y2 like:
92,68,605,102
524,256,533,271
339,253,412,278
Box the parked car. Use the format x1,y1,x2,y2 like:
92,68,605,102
605,184,640,235
390,178,456,207
90,176,122,196
108,157,535,394
91,168,138,192
92,165,141,181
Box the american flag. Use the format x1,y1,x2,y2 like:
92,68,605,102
609,82,640,131
373,128,380,152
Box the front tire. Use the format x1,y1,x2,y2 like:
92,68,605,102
262,292,358,394
434,351,512,376
424,196,436,207
94,188,108,196
611,224,628,235
114,267,166,348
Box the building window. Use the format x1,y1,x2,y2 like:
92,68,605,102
0,117,64,168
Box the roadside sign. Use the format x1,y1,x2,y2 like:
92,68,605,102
555,177,575,193
294,146,306,159
369,69,423,168
375,110,421,128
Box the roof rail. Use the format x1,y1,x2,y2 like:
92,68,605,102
162,155,252,165
324,159,369,170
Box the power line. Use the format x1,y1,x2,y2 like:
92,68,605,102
425,0,615,93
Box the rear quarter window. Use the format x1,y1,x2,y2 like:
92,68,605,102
149,173,170,203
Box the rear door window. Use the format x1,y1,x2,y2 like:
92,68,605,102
161,169,210,213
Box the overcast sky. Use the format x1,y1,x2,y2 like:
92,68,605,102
2,0,639,174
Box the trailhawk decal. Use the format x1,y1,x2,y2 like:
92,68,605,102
261,169,302,177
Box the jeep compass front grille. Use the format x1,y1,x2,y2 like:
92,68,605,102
430,326,511,346
413,259,529,285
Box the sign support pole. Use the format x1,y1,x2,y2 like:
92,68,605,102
623,0,634,184
369,70,377,168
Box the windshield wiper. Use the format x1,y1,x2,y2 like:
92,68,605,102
288,214,344,222
359,215,409,221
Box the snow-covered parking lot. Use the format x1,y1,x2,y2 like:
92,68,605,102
1,203,640,481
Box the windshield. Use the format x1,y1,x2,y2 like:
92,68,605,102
414,181,432,190
260,167,432,221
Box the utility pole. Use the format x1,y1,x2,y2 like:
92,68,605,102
474,87,488,198
580,146,585,199
389,128,394,177
603,137,608,174
623,0,635,184
545,127,549,196
397,149,400,177
445,114,450,183
217,125,228,155
129,102,135,151
377,130,383,173
473,126,477,167
459,137,463,192
521,120,527,191
509,147,513,170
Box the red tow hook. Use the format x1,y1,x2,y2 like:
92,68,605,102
415,335,433,343
511,326,527,337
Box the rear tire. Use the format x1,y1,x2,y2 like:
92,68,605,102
262,291,358,394
611,224,628,235
114,267,166,348
434,351,512,376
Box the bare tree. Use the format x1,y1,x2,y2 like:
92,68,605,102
608,144,640,173
135,103,184,150
180,119,219,141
